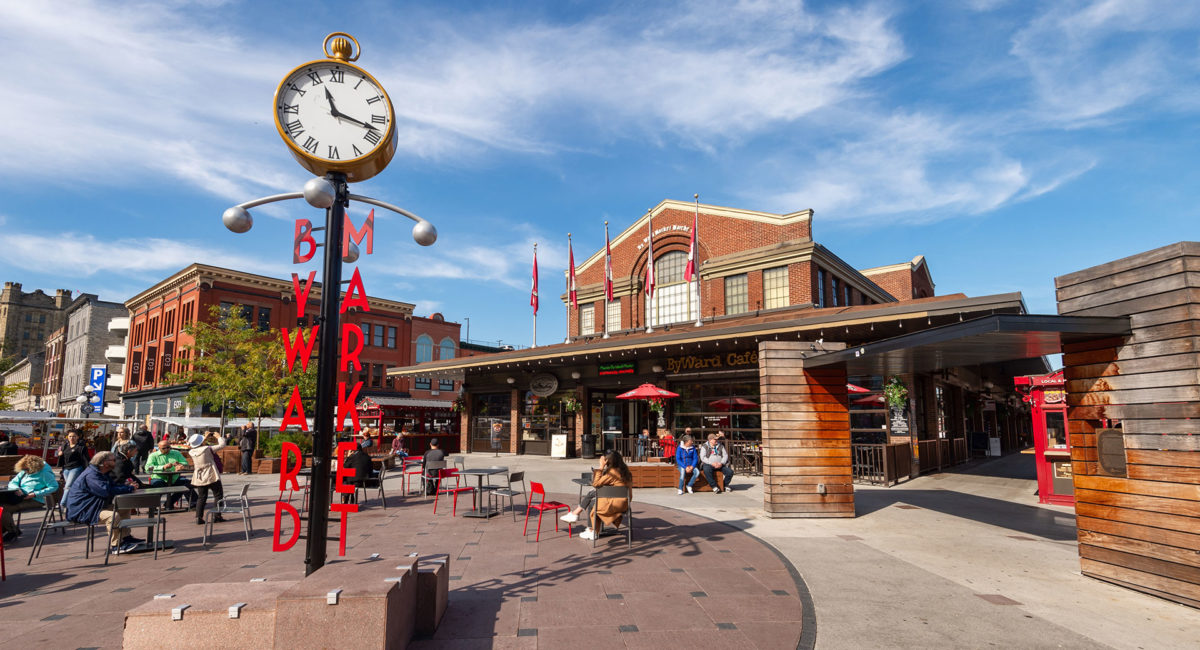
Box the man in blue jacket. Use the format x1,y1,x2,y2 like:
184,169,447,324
64,452,140,553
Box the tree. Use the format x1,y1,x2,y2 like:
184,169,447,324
166,304,315,438
0,381,29,410
0,356,17,375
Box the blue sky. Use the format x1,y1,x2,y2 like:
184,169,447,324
2,1,1199,349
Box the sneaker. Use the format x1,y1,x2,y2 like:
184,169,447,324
579,528,595,540
560,512,578,523
677,489,684,495
115,542,139,554
687,486,694,494
712,488,722,494
122,535,145,545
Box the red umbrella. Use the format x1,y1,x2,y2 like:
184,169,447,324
852,394,885,406
847,383,870,393
616,383,679,400
709,397,758,411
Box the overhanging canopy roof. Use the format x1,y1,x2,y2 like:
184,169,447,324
803,314,1130,375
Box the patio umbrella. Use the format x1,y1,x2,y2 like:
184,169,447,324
847,383,871,393
616,384,679,400
708,397,759,411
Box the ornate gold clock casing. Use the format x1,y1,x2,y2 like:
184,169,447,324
272,33,396,182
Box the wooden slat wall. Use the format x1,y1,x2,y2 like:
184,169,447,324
1056,241,1200,608
758,341,854,518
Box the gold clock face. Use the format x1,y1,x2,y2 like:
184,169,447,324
273,59,396,182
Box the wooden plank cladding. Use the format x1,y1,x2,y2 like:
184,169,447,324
1055,241,1200,609
758,341,853,518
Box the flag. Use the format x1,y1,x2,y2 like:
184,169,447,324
531,245,539,315
604,222,614,302
645,212,655,298
685,198,699,281
568,236,578,309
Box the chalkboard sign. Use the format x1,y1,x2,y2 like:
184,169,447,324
889,405,909,436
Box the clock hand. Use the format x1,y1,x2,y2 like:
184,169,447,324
338,113,379,131
325,88,343,119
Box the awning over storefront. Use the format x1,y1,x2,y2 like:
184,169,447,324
150,416,314,430
357,396,454,409
803,314,1130,376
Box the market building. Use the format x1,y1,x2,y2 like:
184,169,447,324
389,200,1124,515
120,263,462,434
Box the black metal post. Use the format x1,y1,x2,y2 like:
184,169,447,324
304,172,348,576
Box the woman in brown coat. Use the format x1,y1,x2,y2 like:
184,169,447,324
560,450,632,540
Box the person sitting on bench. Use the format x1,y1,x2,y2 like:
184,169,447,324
700,432,734,494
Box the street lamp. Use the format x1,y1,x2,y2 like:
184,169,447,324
223,175,437,576
76,387,97,419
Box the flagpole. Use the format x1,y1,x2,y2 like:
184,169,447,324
694,194,703,328
532,242,538,348
603,221,611,339
645,208,654,334
565,233,572,343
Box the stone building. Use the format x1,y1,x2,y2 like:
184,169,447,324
1,352,45,411
40,326,65,414
0,282,72,360
59,294,128,418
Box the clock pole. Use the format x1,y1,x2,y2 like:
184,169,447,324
305,171,348,575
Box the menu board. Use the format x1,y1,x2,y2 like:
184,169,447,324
889,405,910,436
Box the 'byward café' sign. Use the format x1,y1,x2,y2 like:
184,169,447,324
665,351,758,374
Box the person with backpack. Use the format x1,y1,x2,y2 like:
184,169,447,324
187,431,226,525
700,432,734,494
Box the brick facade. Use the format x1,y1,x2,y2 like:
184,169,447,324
564,200,913,337
860,256,935,300
121,264,461,417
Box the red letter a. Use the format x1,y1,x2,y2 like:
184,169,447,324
339,267,370,314
280,386,309,432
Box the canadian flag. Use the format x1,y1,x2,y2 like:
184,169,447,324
568,238,578,309
645,212,655,298
685,200,699,281
531,246,539,315
604,222,614,302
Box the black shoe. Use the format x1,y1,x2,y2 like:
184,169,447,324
195,519,205,525
122,535,145,545
212,514,226,523
2,531,18,543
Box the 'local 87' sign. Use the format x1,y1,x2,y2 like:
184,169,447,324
88,364,107,414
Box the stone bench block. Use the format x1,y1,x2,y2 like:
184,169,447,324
415,555,450,637
123,580,297,650
274,558,417,649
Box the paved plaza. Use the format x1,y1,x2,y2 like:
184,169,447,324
1,453,1197,649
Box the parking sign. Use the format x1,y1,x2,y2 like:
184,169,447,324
89,364,107,413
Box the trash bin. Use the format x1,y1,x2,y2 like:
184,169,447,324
581,433,596,459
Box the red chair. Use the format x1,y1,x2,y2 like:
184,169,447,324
433,468,475,516
524,482,570,541
1,506,7,581
402,458,425,495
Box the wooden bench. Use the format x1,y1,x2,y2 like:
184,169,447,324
625,464,725,492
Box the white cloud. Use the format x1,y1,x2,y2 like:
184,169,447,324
1011,1,1200,125
1,232,290,279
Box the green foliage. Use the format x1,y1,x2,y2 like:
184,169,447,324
884,376,909,408
0,381,29,410
165,304,317,431
262,430,313,458
0,356,17,375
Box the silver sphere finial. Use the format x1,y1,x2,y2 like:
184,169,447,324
222,206,253,233
304,177,336,209
412,220,437,246
342,240,360,264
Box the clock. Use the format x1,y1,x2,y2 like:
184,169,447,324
273,33,396,182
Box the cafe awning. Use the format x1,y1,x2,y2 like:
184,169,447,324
803,314,1130,376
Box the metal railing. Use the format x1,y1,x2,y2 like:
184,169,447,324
851,443,912,486
916,438,970,474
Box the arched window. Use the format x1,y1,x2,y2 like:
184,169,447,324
439,338,455,360
650,251,698,326
415,334,434,363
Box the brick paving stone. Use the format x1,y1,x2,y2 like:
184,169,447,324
0,486,805,649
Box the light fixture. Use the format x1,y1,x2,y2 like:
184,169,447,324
652,364,664,373
570,371,581,380
506,377,515,384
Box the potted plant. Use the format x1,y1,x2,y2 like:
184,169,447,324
562,394,581,413
450,395,466,414
884,376,909,408
647,397,665,413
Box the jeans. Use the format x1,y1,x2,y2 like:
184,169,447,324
151,478,196,508
678,466,698,491
702,464,734,491
636,440,645,460
194,481,224,523
241,450,254,474
62,466,84,497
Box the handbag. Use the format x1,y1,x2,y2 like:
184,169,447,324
209,447,224,474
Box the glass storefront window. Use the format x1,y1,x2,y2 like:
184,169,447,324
669,378,760,442
1045,410,1067,448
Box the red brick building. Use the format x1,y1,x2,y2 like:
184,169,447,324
567,200,928,337
120,263,460,421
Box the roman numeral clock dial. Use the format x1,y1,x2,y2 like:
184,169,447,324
272,35,396,182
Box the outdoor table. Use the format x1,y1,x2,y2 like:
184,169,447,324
458,467,506,518
124,485,189,552
572,473,593,502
